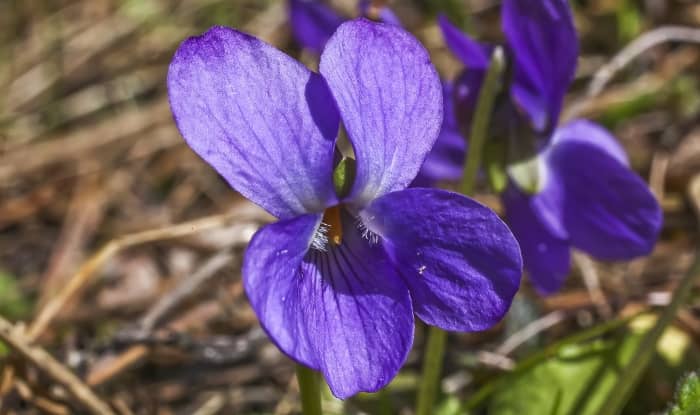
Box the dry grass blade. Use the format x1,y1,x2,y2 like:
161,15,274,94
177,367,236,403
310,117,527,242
27,205,265,341
0,316,116,415
587,26,700,98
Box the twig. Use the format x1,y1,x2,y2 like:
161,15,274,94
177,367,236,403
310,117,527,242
0,316,116,415
26,204,264,342
649,151,670,201
587,26,700,98
138,250,237,333
476,351,515,371
84,250,240,386
86,345,149,387
496,311,567,356
573,252,614,319
192,393,226,415
13,378,69,415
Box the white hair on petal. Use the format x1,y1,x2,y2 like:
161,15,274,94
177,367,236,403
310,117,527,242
354,216,380,245
311,222,330,252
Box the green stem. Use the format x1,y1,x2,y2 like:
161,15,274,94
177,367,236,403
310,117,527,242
296,364,323,415
415,47,506,415
461,47,506,196
598,248,700,415
416,326,448,415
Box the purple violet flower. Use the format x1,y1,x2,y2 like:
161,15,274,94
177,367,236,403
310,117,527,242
289,0,345,54
426,0,663,295
286,1,464,188
289,0,401,53
167,19,522,398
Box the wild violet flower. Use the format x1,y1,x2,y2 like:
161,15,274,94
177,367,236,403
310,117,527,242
289,0,400,53
289,0,345,54
167,19,522,398
428,0,662,294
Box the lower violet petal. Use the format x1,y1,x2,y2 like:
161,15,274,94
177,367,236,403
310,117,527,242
503,185,571,295
547,141,663,260
361,188,522,331
243,212,414,399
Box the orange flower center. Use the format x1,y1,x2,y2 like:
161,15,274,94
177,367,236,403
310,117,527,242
322,205,343,246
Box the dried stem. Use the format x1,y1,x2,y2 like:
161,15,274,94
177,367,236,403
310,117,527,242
587,26,700,98
27,206,264,342
0,316,116,415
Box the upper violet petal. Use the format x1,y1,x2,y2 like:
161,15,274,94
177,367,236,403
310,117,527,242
319,19,443,205
503,185,571,295
552,119,629,166
547,141,663,260
289,0,345,54
168,26,339,219
503,0,578,132
438,14,491,70
244,211,414,399
362,188,522,331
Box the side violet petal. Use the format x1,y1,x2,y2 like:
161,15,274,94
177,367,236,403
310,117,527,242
438,14,491,70
503,185,571,295
319,18,443,205
168,26,339,220
361,188,522,331
243,212,414,399
552,119,629,166
289,0,345,54
546,140,663,260
503,0,578,132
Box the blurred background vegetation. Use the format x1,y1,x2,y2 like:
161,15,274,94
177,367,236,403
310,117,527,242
1,0,700,413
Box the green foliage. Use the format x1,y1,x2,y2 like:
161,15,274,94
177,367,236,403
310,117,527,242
487,314,695,415
489,335,644,415
668,372,700,415
0,270,31,319
616,0,643,43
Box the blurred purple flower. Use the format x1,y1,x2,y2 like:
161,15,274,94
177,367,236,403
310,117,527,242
168,19,522,398
289,0,345,54
425,0,662,294
289,0,401,53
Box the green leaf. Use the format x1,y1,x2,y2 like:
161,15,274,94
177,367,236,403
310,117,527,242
668,372,700,415
489,316,652,415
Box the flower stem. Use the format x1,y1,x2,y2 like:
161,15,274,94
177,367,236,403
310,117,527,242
461,46,506,196
416,47,506,415
415,326,448,415
296,364,322,415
